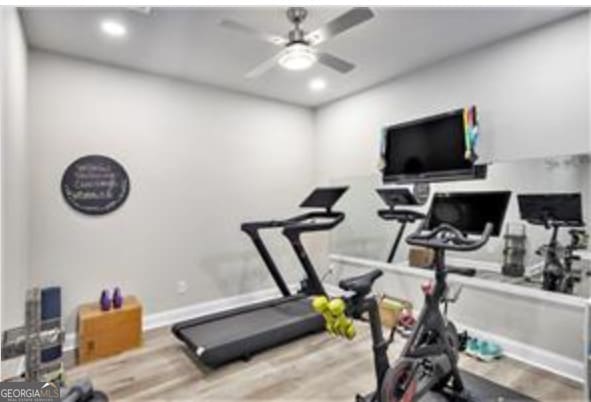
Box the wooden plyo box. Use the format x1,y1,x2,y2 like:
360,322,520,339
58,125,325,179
77,295,142,364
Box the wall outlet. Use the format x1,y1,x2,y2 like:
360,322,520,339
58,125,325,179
177,280,188,294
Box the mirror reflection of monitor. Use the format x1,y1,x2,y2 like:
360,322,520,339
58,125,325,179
517,193,583,227
300,186,349,209
382,109,482,183
426,191,512,237
376,188,419,208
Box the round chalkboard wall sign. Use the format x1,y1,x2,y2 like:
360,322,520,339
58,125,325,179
61,155,130,215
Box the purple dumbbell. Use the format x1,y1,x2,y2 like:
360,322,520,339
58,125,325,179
100,289,111,311
112,287,123,309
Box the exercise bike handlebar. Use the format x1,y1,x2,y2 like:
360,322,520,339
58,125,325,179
406,222,493,252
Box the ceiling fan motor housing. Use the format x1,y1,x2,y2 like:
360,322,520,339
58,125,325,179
287,7,308,44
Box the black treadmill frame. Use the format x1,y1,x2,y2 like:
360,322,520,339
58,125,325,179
171,187,348,367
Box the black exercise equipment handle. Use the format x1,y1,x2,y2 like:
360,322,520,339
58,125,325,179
377,209,425,222
282,211,345,236
241,220,287,234
406,222,493,252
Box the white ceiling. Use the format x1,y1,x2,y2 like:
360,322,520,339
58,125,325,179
22,7,580,107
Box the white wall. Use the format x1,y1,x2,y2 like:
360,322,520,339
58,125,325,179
28,51,317,332
1,8,29,330
315,12,590,183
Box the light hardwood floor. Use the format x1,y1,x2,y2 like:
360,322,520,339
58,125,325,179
66,325,584,401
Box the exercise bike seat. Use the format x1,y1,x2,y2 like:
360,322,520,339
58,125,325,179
338,269,383,296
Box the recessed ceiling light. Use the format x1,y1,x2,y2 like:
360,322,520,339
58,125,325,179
309,78,327,91
100,20,127,38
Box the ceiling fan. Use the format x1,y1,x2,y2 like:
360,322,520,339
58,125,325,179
219,7,374,79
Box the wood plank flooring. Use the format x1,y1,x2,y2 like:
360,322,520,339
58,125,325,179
66,325,584,401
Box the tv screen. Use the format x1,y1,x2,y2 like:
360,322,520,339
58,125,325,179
426,191,511,237
382,109,474,183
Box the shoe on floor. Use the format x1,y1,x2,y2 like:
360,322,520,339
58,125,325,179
465,337,480,358
478,341,503,362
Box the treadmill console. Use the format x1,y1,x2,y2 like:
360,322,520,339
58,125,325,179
376,188,419,209
300,186,349,211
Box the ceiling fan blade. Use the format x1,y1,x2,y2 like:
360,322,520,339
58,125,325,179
245,50,286,79
317,52,355,74
219,19,288,46
306,8,374,46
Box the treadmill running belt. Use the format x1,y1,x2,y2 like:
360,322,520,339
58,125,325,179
178,299,317,347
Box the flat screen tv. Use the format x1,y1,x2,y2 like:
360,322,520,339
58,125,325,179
381,108,483,183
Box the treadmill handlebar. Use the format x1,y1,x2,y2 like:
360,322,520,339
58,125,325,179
282,211,345,236
242,211,345,236
241,220,287,235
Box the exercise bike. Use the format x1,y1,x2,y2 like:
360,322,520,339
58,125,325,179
518,193,586,294
321,222,493,402
536,223,582,294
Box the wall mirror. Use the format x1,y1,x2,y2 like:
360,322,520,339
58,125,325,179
329,153,591,298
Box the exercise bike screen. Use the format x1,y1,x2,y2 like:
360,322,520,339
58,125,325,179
426,192,511,237
517,193,583,226
383,109,473,182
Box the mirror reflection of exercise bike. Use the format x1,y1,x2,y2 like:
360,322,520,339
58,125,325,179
518,193,586,294
315,191,526,402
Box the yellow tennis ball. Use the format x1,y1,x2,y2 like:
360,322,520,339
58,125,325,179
312,296,329,313
345,322,357,340
328,298,346,316
334,315,349,335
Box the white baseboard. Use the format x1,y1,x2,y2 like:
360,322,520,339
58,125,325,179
460,324,584,384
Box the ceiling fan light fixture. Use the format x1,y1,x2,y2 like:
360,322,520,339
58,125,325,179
278,44,316,71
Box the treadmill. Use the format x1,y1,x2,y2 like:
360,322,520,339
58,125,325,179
171,186,349,368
